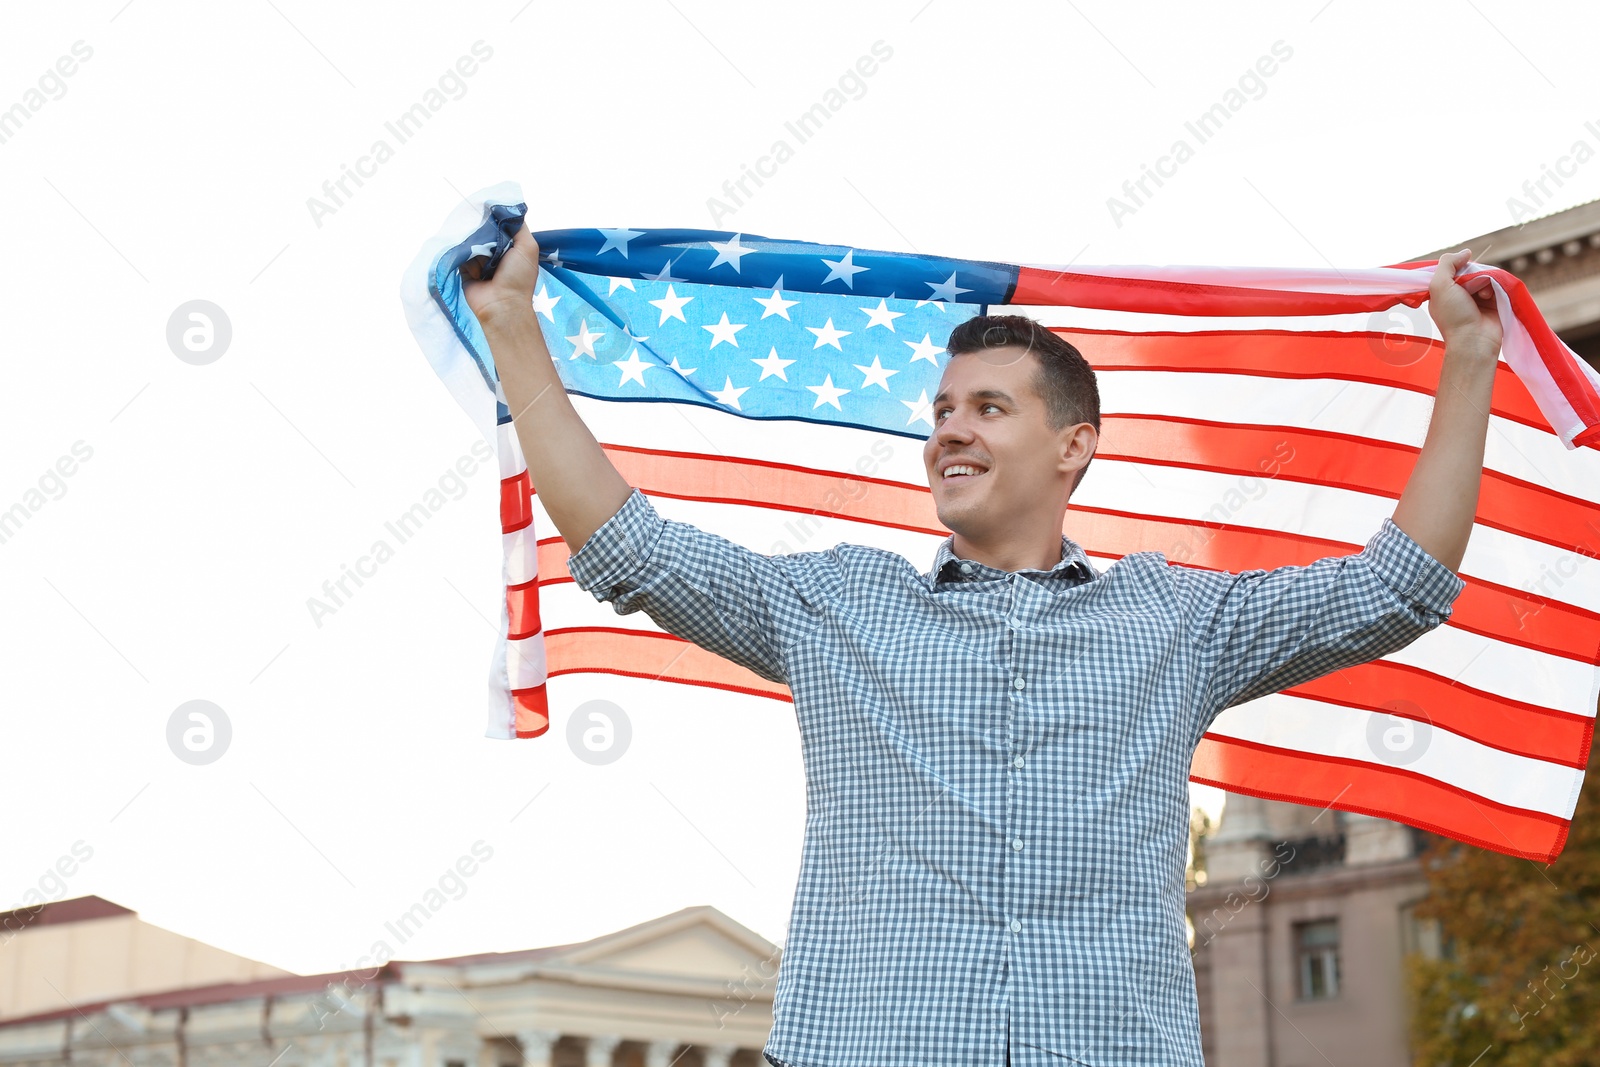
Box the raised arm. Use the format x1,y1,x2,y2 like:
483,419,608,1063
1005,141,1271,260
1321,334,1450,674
1389,248,1506,572
462,223,632,552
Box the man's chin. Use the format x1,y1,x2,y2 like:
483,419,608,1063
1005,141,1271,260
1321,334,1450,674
934,501,980,540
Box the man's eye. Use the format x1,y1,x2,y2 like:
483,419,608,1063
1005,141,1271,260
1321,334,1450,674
934,404,1000,420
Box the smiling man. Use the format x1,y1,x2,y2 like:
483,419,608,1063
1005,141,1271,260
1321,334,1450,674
464,227,1501,1067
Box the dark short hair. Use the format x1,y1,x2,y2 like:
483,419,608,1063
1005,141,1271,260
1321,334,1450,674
945,314,1100,491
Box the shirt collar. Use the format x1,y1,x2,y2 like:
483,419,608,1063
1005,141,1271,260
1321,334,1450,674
926,534,1097,586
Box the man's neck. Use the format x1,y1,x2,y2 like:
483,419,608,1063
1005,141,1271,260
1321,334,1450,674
951,530,1066,573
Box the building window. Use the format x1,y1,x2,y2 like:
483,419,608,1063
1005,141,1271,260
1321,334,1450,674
1294,918,1341,999
1400,901,1445,960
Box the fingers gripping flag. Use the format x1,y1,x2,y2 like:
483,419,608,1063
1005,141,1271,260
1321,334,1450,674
402,180,1600,862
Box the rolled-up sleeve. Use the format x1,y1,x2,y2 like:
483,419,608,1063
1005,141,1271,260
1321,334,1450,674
565,488,843,685
1170,517,1466,743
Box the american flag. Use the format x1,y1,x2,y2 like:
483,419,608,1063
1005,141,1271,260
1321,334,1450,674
403,182,1600,862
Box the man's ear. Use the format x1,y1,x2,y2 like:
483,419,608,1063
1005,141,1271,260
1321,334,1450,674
1057,422,1097,474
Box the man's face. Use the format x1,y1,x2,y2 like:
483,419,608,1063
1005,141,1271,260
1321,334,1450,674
922,346,1074,541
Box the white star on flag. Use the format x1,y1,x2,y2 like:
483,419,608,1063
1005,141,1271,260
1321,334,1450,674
902,388,935,427
806,374,850,410
807,318,851,350
703,312,748,348
925,272,972,302
531,284,561,322
711,375,748,410
820,249,869,288
708,233,755,272
607,276,637,295
853,356,899,391
669,356,697,376
754,277,799,319
613,348,652,386
860,299,905,331
596,228,645,258
751,347,796,381
649,285,693,325
566,320,604,359
905,333,944,365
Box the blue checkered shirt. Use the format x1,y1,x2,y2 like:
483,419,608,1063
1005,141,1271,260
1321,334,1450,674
566,488,1464,1066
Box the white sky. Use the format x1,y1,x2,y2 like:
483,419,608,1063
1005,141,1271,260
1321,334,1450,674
4,0,1598,978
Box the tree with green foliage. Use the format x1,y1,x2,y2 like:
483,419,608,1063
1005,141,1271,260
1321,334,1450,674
1406,738,1600,1066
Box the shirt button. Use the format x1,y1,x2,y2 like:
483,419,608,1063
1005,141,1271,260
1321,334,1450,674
1012,755,1025,769
1012,838,1024,851
1012,676,1026,691
960,562,975,574
1010,919,1022,933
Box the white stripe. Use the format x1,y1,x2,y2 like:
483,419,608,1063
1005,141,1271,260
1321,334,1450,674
1074,459,1600,616
1014,268,1595,451
528,494,1599,718
1378,621,1598,721
1207,691,1584,819
1012,303,1444,338
562,394,1600,613
506,628,548,690
569,392,925,485
1095,370,1600,500
1010,263,1451,297
1488,280,1589,448
572,382,1600,507
496,419,529,480
503,525,537,587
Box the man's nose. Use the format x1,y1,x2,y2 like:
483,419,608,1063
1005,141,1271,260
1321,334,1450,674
935,409,973,444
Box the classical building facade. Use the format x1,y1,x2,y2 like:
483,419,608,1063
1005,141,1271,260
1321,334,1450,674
0,896,291,1021
1186,197,1600,1066
0,898,778,1067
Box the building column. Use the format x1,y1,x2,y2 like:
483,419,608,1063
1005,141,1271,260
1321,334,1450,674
586,1033,623,1067
1207,896,1272,1067
702,1042,738,1067
1344,812,1413,865
1206,793,1272,882
518,1028,562,1067
644,1039,683,1067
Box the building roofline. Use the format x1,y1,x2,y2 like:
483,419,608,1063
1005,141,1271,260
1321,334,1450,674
0,896,134,932
1412,197,1600,264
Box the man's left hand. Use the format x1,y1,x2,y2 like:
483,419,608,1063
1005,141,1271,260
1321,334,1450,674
1428,247,1504,356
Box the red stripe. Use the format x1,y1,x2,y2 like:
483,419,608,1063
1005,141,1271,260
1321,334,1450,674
511,684,549,737
1190,734,1570,862
501,469,532,533
507,578,542,642
1099,413,1600,557
1012,266,1432,317
534,614,1587,771
1283,661,1593,769
543,627,791,700
1013,268,1600,449
571,447,1600,663
521,626,1580,860
1474,266,1600,446
1060,328,1553,436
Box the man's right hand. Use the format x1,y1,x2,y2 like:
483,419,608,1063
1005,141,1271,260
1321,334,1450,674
463,222,541,323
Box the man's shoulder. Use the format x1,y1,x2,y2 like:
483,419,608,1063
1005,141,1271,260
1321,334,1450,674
768,540,924,586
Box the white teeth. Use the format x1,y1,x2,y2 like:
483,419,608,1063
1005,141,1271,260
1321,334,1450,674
943,465,985,479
